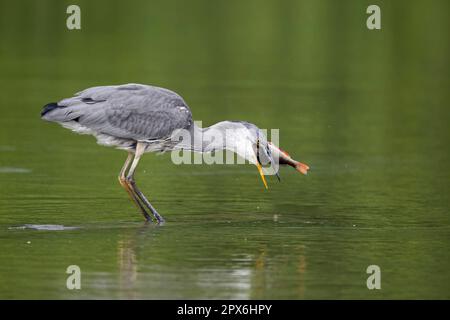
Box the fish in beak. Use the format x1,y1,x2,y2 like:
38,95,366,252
255,140,303,189
268,142,310,175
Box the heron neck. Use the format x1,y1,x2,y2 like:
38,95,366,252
186,121,229,153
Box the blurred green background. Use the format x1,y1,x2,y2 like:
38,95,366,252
0,0,449,299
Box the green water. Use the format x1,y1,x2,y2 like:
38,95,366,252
0,0,449,299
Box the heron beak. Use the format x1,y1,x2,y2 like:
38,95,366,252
256,163,268,189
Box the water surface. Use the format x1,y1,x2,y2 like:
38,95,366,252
0,0,449,299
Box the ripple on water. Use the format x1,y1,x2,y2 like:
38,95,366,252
9,224,79,231
0,167,32,173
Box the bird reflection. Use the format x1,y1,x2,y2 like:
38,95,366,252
117,238,138,299
251,244,307,299
116,224,156,299
114,223,308,299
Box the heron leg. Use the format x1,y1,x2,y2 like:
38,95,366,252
126,142,165,224
119,151,152,222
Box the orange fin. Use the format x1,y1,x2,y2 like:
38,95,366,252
295,162,310,175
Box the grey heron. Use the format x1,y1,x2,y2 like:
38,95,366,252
41,83,309,224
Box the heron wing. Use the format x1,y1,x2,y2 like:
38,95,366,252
57,84,193,141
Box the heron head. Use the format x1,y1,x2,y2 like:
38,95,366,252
205,120,308,189
253,131,281,189
229,122,279,189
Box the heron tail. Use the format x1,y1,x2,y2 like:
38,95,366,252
41,102,59,117
40,102,83,124
41,102,69,120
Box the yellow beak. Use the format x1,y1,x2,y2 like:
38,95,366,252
256,163,268,189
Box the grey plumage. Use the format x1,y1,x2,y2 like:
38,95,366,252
42,83,193,151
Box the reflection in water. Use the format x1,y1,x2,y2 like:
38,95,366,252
253,247,267,298
117,238,138,299
297,246,307,298
251,245,307,299
112,223,309,299
116,224,157,299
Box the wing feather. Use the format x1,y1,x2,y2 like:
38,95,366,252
57,84,193,141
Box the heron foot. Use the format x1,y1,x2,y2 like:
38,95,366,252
126,178,165,224
119,176,153,222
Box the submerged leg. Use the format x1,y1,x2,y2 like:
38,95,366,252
126,142,165,224
119,152,152,222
